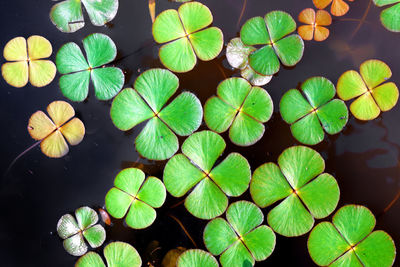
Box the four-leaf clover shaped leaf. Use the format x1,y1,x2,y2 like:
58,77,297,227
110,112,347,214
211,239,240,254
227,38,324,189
177,249,219,267
152,1,223,73
110,68,202,160
57,206,106,256
27,100,85,158
204,77,273,146
250,146,340,237
240,11,304,76
308,205,396,267
313,0,355,17
298,8,332,42
337,59,399,121
373,0,400,32
50,0,119,33
204,201,276,267
105,168,166,229
226,38,273,86
56,33,124,102
76,241,142,267
163,131,251,219
280,76,348,145
2,36,56,88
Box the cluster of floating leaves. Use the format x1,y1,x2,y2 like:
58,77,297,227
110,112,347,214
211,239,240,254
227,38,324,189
1,0,399,266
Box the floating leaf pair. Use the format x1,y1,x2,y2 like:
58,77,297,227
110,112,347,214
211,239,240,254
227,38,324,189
57,206,105,256
313,0,354,17
50,0,119,33
337,59,399,120
226,38,273,86
76,241,142,267
2,36,56,88
298,8,332,41
250,146,340,237
28,101,85,158
308,205,396,267
177,249,219,267
204,201,276,267
204,77,273,146
105,168,166,229
240,11,304,76
280,77,348,145
164,131,251,219
110,68,202,160
152,1,223,72
56,33,124,102
373,0,400,32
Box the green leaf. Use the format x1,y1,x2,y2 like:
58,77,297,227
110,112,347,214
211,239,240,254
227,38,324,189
114,168,145,196
360,59,392,89
159,92,202,136
50,0,85,33
278,146,325,189
83,225,106,248
209,153,251,196
185,177,228,219
204,97,237,132
189,27,223,61
291,112,324,147
226,201,263,236
110,88,154,131
105,188,133,219
349,92,381,120
273,34,304,67
241,86,273,122
64,233,88,256
59,71,91,102
330,251,363,267
229,112,265,146
163,154,206,197
83,33,117,68
372,82,399,111
135,117,179,160
104,242,142,267
76,252,106,267
220,240,255,267
380,3,400,32
178,1,212,34
226,38,256,69
126,200,156,229
177,250,218,267
181,130,226,173
134,68,179,113
75,206,98,229
91,67,124,100
203,218,238,255
301,76,336,108
264,10,296,42
159,38,197,73
317,99,348,135
152,10,186,43
373,0,400,7
337,70,367,101
242,226,276,261
298,173,339,219
56,43,89,74
250,163,292,208
81,0,119,27
280,89,313,124
137,177,166,208
217,77,251,108
249,45,280,75
240,17,270,45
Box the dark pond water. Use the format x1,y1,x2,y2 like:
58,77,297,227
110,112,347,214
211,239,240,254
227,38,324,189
0,0,399,266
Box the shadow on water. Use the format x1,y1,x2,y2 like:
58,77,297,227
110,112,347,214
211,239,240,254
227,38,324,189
0,0,399,266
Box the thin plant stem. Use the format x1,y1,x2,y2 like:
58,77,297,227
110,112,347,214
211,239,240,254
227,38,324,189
381,189,400,216
168,214,197,248
237,0,247,28
3,140,41,178
170,198,185,209
351,0,372,38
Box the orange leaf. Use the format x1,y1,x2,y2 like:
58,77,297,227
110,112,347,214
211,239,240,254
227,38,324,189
331,0,350,16
298,25,315,41
315,10,332,26
313,0,333,9
298,8,315,24
149,0,156,23
314,26,330,41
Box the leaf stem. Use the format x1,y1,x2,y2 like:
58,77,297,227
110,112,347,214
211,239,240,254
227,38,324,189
350,0,372,38
168,214,197,248
380,188,400,216
3,140,41,178
237,0,247,28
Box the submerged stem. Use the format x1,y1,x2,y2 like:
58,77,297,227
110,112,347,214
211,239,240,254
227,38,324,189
380,188,400,216
3,140,41,178
237,0,247,28
350,0,372,38
168,214,197,248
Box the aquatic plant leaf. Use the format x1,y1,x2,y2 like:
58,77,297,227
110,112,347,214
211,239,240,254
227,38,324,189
281,77,347,145
111,68,201,160
76,242,142,267
351,91,381,120
249,45,280,75
105,168,166,229
57,206,105,256
240,17,270,45
190,27,223,61
265,11,296,42
380,3,400,32
162,247,187,267
83,33,117,68
50,0,84,33
2,36,56,88
153,2,223,72
178,1,212,33
164,131,250,219
28,101,84,158
360,59,392,89
159,92,203,136
298,9,332,41
250,163,292,207
313,0,352,17
204,78,273,146
91,67,124,100
152,10,186,43
298,25,314,41
372,82,399,111
273,34,304,67
204,201,276,266
337,70,368,100
314,26,330,42
177,249,218,267
226,38,256,69
308,205,396,267
241,66,273,86
56,33,123,101
50,0,118,33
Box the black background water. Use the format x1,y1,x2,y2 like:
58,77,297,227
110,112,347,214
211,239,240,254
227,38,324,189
0,0,399,266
